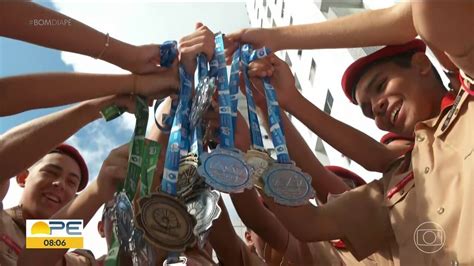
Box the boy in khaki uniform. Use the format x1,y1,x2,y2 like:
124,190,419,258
262,39,473,265
0,144,96,265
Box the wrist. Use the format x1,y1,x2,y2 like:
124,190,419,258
83,180,104,206
103,37,136,71
284,92,304,114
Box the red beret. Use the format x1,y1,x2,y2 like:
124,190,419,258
53,144,88,191
341,39,426,104
325,165,366,187
380,132,414,145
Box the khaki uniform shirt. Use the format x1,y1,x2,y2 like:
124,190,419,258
0,205,96,266
322,88,473,265
411,86,473,264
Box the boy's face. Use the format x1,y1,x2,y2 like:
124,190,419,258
19,153,81,219
354,54,443,136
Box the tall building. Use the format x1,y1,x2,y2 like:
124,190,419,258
244,0,446,182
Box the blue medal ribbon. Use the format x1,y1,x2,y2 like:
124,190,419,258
241,45,265,151
229,47,241,128
262,76,291,163
212,33,234,148
246,46,290,163
161,66,193,195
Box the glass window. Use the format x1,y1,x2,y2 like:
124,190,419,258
309,59,317,85
323,90,333,114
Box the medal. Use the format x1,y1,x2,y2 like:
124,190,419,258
242,45,315,205
184,189,221,236
197,34,254,193
177,154,202,197
112,192,134,253
244,149,273,189
135,192,196,252
189,77,216,130
262,163,314,206
198,145,253,193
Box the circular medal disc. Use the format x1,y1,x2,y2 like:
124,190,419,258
135,192,196,252
113,192,134,251
177,156,201,197
245,149,273,189
190,77,216,129
184,189,221,235
263,163,315,206
198,146,253,193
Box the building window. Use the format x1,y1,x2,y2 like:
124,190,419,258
297,49,302,58
267,7,272,19
284,52,292,67
281,1,285,18
342,154,352,166
254,0,256,9
260,19,263,28
315,138,327,156
289,16,293,25
275,0,278,4
294,75,302,92
309,59,317,85
272,19,276,28
263,0,267,7
257,8,259,19
323,90,333,114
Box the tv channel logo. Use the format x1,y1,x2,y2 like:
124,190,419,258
26,219,83,249
413,221,445,254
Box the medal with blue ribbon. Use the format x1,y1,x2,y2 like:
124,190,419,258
136,65,197,254
240,44,274,190
247,47,315,206
197,33,254,193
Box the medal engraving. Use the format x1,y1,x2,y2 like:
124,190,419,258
198,146,253,193
136,192,196,252
263,163,315,206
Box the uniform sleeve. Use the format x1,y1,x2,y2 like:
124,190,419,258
321,179,395,261
63,249,97,266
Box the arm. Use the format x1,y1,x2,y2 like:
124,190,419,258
261,194,341,243
225,2,415,57
17,144,130,266
230,113,288,254
0,67,178,116
250,56,404,172
248,76,348,202
208,199,248,265
0,95,134,181
411,0,474,77
0,1,161,74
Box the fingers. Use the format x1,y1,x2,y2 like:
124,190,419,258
179,24,215,73
113,95,137,113
248,58,274,78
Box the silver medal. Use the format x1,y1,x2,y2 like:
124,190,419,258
112,191,134,253
197,145,254,193
190,77,216,130
262,163,315,206
184,189,221,236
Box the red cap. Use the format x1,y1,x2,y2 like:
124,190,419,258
325,165,366,187
380,132,414,145
52,144,88,191
341,39,426,104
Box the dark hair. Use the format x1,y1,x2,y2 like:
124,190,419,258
355,51,445,92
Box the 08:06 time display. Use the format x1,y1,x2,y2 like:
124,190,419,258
43,239,66,246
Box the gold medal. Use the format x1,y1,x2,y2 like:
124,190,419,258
135,192,196,252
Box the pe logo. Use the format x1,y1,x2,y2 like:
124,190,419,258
26,219,83,249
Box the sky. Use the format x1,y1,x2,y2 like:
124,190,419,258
1,0,249,258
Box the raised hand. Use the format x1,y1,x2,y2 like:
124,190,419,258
179,22,216,75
